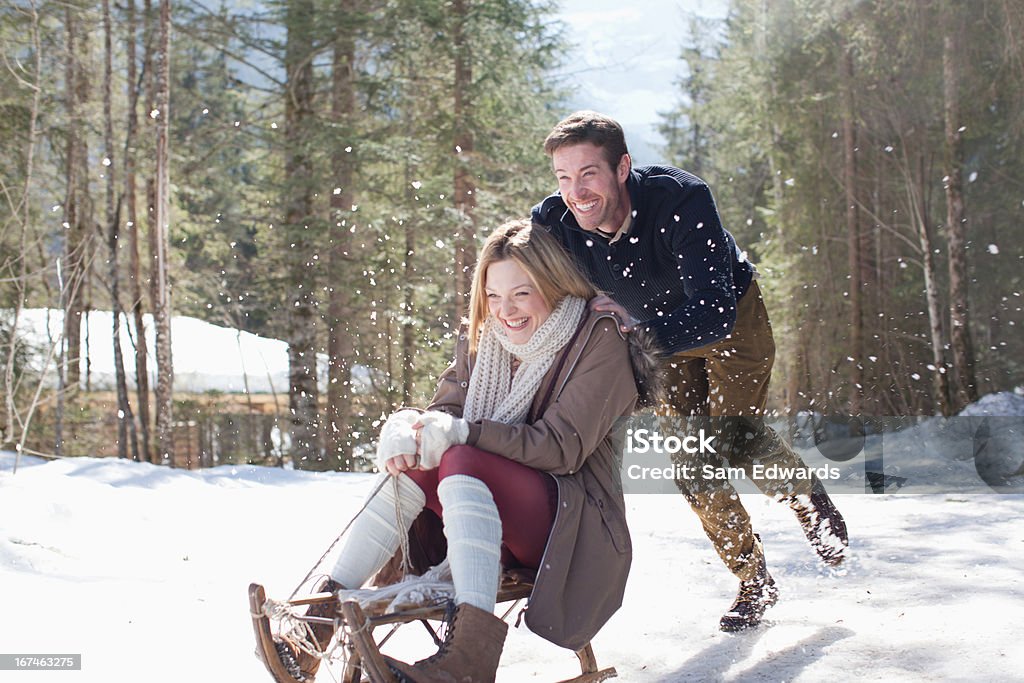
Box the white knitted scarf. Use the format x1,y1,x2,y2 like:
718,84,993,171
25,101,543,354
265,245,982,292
464,295,586,425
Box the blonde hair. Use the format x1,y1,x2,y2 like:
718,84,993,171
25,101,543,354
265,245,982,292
468,219,597,351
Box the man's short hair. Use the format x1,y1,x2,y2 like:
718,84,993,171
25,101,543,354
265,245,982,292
543,111,630,171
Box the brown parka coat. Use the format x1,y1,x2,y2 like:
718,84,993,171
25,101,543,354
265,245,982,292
381,309,661,651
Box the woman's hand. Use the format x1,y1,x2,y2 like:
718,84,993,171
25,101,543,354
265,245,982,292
384,421,422,476
414,411,469,470
589,294,637,333
376,409,420,474
384,451,419,477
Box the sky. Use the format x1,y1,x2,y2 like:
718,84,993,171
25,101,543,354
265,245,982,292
552,0,729,165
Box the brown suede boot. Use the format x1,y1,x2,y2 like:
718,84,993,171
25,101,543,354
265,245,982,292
787,476,849,567
274,578,343,682
719,565,778,632
719,535,778,633
387,602,507,683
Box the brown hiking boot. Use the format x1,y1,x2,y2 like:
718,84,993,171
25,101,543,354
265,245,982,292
273,578,343,681
719,564,778,633
788,476,849,567
387,601,508,683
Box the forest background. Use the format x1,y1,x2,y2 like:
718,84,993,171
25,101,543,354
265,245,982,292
2,0,1022,471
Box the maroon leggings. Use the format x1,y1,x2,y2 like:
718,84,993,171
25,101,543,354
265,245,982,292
404,445,557,569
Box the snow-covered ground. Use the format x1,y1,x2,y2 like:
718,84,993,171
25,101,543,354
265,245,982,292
2,439,1023,682
5,309,1024,680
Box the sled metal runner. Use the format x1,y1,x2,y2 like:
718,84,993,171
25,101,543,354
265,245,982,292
250,570,617,683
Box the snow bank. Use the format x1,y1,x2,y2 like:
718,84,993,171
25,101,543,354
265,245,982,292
957,387,1024,417
11,309,371,394
2,435,1024,682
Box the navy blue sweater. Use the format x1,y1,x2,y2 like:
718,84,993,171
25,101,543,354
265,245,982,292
532,165,755,355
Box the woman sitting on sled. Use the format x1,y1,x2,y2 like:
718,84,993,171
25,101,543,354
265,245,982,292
270,218,661,683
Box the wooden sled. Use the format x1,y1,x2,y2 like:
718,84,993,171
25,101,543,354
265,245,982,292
250,582,305,683
250,570,617,683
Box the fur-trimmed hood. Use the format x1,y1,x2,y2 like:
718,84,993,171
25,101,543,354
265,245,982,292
542,310,665,416
626,324,667,409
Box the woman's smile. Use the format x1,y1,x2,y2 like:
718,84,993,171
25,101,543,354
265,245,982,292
486,259,552,344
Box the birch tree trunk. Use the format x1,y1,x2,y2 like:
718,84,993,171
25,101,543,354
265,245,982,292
125,0,152,463
152,0,175,465
284,0,320,467
452,0,476,317
3,0,43,457
144,0,159,342
325,0,358,469
909,152,952,417
840,38,864,415
942,1,978,410
103,0,139,460
63,5,89,395
402,216,415,406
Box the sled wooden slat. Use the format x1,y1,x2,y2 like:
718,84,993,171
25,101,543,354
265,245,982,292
558,669,618,683
341,644,362,683
566,643,617,683
335,571,616,683
362,580,535,627
252,571,617,683
289,592,337,607
339,600,398,683
250,582,313,683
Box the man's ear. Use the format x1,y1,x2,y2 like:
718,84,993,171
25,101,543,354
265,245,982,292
617,153,632,182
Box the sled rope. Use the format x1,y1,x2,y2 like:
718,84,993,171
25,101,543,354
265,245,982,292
288,474,392,600
393,475,413,579
344,612,374,636
260,597,321,655
261,596,347,683
276,471,419,681
289,471,416,601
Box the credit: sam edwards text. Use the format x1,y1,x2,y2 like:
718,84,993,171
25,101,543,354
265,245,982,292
623,428,841,481
624,462,842,481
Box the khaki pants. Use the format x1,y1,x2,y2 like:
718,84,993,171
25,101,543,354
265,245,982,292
659,281,812,581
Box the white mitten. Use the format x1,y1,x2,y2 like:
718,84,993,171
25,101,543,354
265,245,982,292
416,410,470,470
375,409,420,472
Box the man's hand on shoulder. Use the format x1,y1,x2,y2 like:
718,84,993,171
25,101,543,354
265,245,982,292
589,295,637,333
